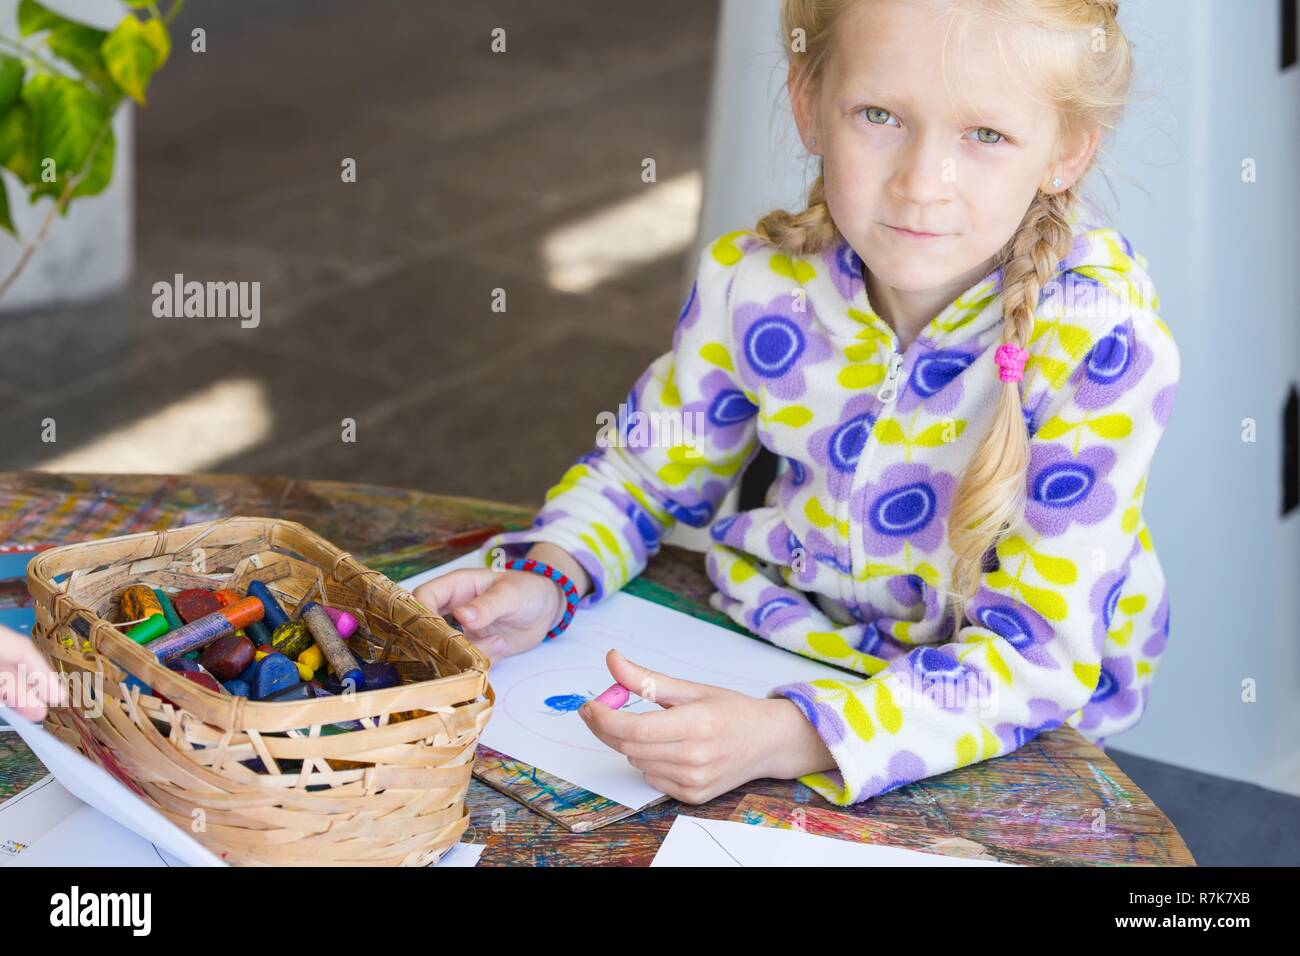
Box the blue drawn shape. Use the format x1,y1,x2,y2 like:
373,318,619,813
544,693,590,713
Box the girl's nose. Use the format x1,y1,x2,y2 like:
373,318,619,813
888,136,953,206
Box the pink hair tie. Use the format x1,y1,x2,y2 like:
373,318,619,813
994,343,1029,383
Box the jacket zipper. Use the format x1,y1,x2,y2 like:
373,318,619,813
836,345,905,611
875,349,905,404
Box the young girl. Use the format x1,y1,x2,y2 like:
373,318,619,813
415,0,1180,807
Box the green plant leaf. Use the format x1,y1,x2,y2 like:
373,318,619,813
0,103,35,183
141,18,170,69
21,73,113,200
0,173,15,237
101,15,158,104
47,23,111,83
17,0,72,37
0,54,23,114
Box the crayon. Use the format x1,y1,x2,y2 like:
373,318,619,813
323,605,358,638
148,597,264,662
126,613,170,645
247,580,289,630
594,682,632,710
153,588,182,629
120,585,163,622
300,601,364,691
173,588,223,624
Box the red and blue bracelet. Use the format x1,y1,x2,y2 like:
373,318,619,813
504,558,581,640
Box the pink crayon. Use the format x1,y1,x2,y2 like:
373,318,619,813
322,605,358,638
594,682,631,710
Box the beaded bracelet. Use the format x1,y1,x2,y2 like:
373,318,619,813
504,558,581,640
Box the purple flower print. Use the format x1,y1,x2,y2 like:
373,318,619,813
821,236,865,303
1079,655,1140,732
675,279,701,333
677,369,758,452
766,521,798,563
1142,587,1171,658
994,697,1067,751
776,681,847,746
1024,443,1117,537
890,646,991,713
1089,570,1127,657
863,749,929,798
895,348,976,416
1069,319,1154,411
1153,381,1178,427
708,510,753,549
854,619,886,655
1058,233,1093,271
596,481,662,557
785,456,808,486
661,480,728,527
884,574,946,635
795,527,852,582
965,585,1060,670
852,462,955,557
751,591,811,634
807,393,877,501
886,572,927,608
732,293,834,401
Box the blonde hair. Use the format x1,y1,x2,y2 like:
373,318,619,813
757,0,1133,636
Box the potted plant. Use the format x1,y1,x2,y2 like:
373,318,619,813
0,0,180,307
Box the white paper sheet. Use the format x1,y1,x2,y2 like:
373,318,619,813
1,707,225,866
652,815,1015,866
0,775,83,863
403,551,858,810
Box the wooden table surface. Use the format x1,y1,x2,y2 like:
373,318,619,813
0,471,1195,866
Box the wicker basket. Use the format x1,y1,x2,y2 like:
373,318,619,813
24,515,494,866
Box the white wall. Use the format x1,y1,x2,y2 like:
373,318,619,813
680,0,1300,795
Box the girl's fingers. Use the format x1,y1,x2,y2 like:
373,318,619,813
626,756,699,786
411,569,498,617
465,632,511,665
0,632,63,716
454,581,517,630
604,649,711,708
640,773,693,802
580,698,694,744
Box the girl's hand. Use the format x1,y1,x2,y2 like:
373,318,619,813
0,624,64,722
412,567,567,665
578,649,836,805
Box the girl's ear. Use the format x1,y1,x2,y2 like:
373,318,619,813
1050,127,1103,191
787,63,819,153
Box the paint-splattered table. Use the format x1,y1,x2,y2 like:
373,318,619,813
0,471,1195,866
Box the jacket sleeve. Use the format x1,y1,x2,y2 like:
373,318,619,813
478,232,763,604
772,311,1182,806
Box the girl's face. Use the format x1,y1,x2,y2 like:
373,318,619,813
794,0,1089,295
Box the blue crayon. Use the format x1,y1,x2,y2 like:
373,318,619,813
247,580,289,630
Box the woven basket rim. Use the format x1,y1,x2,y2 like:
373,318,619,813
26,515,492,731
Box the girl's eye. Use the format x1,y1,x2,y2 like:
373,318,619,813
860,106,897,126
969,127,1005,145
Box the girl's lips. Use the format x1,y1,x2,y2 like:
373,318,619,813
884,224,946,240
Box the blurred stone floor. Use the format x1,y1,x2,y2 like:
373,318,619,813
0,0,715,508
0,0,1293,867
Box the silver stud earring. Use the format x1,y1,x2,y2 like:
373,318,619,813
1051,176,1063,189
810,136,817,146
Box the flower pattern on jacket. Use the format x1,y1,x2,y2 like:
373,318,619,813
480,205,1181,807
